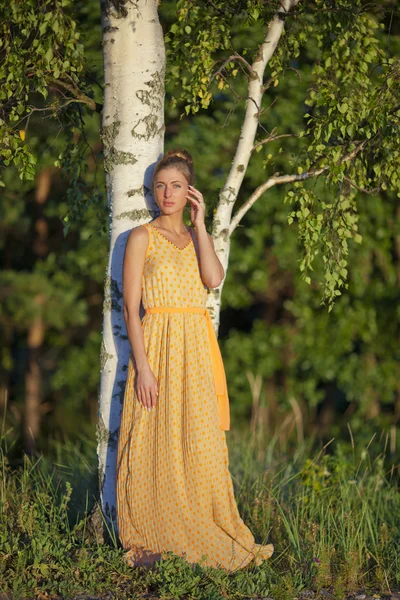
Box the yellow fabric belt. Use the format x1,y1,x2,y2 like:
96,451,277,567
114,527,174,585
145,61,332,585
144,306,230,431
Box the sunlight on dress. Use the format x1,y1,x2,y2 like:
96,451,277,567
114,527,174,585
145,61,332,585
116,222,274,571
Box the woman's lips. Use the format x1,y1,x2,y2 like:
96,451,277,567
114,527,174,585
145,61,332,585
163,202,175,206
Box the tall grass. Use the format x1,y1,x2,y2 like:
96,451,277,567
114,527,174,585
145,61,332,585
1,418,399,599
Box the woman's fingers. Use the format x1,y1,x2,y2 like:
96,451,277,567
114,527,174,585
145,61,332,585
143,387,152,410
135,372,158,410
135,373,158,410
139,386,158,410
151,386,159,409
136,385,147,410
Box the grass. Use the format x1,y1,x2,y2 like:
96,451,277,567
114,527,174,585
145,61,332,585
1,424,400,600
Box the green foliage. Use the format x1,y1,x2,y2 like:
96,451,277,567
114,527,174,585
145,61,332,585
286,2,400,308
165,0,400,308
2,0,399,307
0,167,107,447
0,0,104,232
1,430,399,596
0,270,87,330
0,0,87,183
166,0,280,114
56,122,106,236
222,188,400,432
0,1,107,451
0,450,129,597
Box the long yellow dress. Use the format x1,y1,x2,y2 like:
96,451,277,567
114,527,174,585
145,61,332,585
116,221,274,571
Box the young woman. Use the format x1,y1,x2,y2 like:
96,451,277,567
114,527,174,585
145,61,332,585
116,148,274,571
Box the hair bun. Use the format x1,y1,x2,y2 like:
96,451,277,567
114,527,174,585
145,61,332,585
164,148,193,166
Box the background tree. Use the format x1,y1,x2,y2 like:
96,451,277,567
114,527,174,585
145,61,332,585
0,0,106,455
1,0,399,531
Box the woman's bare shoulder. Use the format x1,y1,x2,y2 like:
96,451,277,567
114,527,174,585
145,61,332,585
126,224,149,253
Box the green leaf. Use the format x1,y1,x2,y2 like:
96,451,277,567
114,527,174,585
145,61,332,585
44,46,53,63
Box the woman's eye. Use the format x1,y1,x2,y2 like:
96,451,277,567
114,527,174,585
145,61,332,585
156,184,180,188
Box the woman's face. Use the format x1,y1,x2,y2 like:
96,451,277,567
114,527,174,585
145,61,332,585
153,167,189,214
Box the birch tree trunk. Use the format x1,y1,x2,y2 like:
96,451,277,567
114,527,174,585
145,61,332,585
208,0,298,329
97,0,165,525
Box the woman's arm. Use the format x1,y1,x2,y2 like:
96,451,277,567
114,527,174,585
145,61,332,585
123,226,158,409
185,183,225,289
195,223,225,289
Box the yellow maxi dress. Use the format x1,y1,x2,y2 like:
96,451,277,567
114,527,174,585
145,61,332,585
116,221,274,571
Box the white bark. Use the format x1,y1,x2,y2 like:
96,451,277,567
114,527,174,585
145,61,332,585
98,0,165,526
208,0,297,330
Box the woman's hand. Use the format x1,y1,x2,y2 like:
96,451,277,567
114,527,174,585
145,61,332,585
135,366,159,410
186,184,206,229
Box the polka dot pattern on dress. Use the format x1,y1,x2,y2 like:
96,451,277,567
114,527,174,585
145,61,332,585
116,221,274,571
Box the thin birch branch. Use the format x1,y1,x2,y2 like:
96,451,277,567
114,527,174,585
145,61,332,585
230,140,368,234
251,128,300,152
210,53,258,83
48,77,102,113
